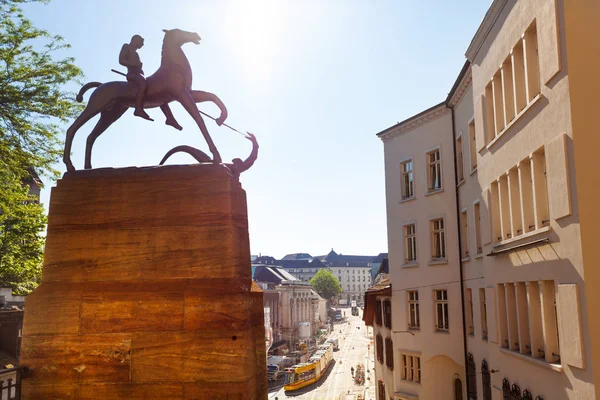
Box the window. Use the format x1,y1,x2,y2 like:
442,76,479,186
456,135,464,182
408,291,420,329
466,289,474,336
376,334,384,363
383,300,392,329
431,218,446,260
435,289,449,331
467,353,477,400
480,288,488,340
474,202,482,254
482,20,541,147
427,149,442,192
497,280,560,363
460,209,469,259
401,159,414,200
404,223,417,263
401,354,421,383
491,147,549,244
375,300,382,326
385,337,394,370
469,118,477,171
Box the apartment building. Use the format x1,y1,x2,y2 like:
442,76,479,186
462,1,594,398
370,102,465,399
368,1,596,399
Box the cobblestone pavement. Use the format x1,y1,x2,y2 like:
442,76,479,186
268,310,377,400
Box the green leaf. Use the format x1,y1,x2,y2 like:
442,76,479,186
309,269,342,301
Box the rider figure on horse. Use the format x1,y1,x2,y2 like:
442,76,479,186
119,34,183,130
119,35,153,121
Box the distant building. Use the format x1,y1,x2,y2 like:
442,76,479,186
253,265,324,354
281,253,312,261
315,249,376,304
254,255,326,282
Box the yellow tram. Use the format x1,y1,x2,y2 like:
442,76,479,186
283,342,334,391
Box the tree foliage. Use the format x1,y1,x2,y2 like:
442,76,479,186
0,0,83,179
309,269,342,300
0,168,46,294
0,0,83,293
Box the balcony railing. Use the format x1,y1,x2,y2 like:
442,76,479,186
1,367,24,400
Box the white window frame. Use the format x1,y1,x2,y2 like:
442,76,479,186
400,157,414,201
466,288,474,336
408,290,420,330
426,147,443,193
473,199,483,255
434,289,449,332
460,207,469,260
480,288,488,341
430,218,446,261
401,354,421,383
403,222,418,264
468,115,477,173
456,132,464,183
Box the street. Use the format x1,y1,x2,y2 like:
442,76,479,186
268,310,376,400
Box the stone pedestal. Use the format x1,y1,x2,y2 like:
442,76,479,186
20,164,267,399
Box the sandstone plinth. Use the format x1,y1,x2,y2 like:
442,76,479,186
20,164,267,400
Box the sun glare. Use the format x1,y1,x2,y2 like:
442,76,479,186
226,0,285,81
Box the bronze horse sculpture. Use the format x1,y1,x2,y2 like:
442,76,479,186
63,29,227,172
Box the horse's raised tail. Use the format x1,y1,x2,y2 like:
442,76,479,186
76,82,102,102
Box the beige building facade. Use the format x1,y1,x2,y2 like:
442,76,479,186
330,265,372,303
371,1,597,399
375,103,466,400
463,1,594,398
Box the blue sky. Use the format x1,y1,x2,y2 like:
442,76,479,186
24,0,489,259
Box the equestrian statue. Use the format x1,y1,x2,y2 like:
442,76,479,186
63,29,236,172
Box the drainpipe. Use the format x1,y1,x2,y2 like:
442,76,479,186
449,103,471,397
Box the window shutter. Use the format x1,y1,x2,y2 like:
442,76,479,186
474,95,486,152
557,284,584,368
485,287,498,343
538,0,561,84
480,190,491,245
546,134,572,220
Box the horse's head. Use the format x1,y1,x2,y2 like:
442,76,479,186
162,29,201,48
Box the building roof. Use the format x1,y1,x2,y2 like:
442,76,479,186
281,253,313,260
253,265,298,284
372,253,388,263
254,255,277,265
376,258,389,276
465,0,509,61
316,250,377,268
446,60,472,107
375,101,448,142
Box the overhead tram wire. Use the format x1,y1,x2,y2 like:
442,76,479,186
110,68,250,138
